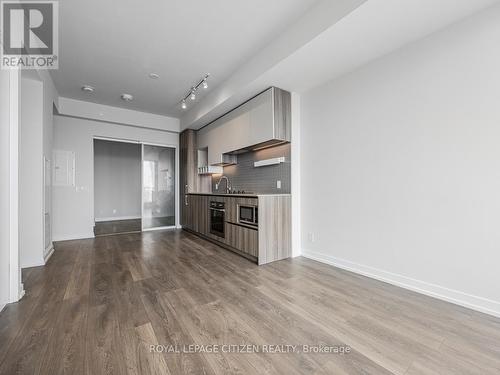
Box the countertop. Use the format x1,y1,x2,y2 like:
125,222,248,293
187,192,291,198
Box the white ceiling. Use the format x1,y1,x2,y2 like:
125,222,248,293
181,0,500,129
50,0,319,118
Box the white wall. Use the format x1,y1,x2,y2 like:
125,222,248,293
18,70,58,268
300,8,500,317
20,78,45,267
0,71,12,310
53,115,179,241
40,70,58,259
94,140,141,221
0,69,22,310
291,92,301,257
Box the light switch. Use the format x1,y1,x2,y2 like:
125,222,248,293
277,180,281,189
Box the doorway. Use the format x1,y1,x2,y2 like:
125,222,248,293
93,138,176,236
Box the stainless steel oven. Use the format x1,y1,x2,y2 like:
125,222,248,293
238,204,258,227
210,201,225,238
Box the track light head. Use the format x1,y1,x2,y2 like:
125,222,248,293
121,93,133,102
81,85,95,93
180,74,210,106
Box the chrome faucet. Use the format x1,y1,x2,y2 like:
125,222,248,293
215,175,231,194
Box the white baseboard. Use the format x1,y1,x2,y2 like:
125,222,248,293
21,260,45,268
18,287,25,300
52,233,95,242
301,248,500,318
43,245,55,263
142,226,177,232
95,216,141,222
0,303,6,313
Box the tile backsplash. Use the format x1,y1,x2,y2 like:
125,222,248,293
211,143,291,194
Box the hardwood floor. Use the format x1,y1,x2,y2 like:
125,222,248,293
94,219,142,236
94,217,176,237
0,230,499,374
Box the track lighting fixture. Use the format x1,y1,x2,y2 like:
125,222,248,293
121,93,134,102
179,73,210,109
81,85,95,93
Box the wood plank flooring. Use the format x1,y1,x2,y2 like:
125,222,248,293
94,219,142,236
0,229,499,374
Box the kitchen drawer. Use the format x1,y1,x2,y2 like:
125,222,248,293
225,222,258,257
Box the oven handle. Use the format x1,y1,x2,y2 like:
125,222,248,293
210,208,225,212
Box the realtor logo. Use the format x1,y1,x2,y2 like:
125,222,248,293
1,1,58,69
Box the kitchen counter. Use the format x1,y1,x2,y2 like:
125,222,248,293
182,193,291,265
187,192,291,198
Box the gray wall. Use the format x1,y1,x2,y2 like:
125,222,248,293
212,143,290,194
94,139,141,221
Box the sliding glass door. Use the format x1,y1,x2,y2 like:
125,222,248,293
142,144,176,230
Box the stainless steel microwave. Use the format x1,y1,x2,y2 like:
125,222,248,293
238,204,258,227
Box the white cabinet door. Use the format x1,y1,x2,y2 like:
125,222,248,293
223,111,251,153
198,87,283,166
249,89,274,145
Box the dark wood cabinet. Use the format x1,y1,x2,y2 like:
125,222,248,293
180,129,199,228
225,197,258,224
197,195,209,236
189,194,209,235
226,222,258,257
180,130,212,228
182,193,291,265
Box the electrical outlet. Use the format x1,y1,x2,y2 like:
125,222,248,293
113,209,117,214
277,180,281,189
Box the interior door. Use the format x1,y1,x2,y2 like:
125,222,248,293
142,144,176,230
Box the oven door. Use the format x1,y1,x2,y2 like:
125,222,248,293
210,208,225,238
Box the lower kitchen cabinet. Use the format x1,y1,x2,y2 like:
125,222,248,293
183,193,291,265
184,194,209,235
196,195,209,236
226,222,258,257
183,194,193,230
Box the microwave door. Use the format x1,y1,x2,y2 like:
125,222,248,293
239,205,256,225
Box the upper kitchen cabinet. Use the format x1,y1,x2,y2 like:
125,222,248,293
197,87,291,166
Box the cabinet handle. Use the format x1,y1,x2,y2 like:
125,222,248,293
185,195,188,206
185,184,188,193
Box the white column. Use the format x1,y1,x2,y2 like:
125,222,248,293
291,92,302,257
0,68,23,309
9,68,22,301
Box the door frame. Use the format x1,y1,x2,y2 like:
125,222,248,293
91,136,179,234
